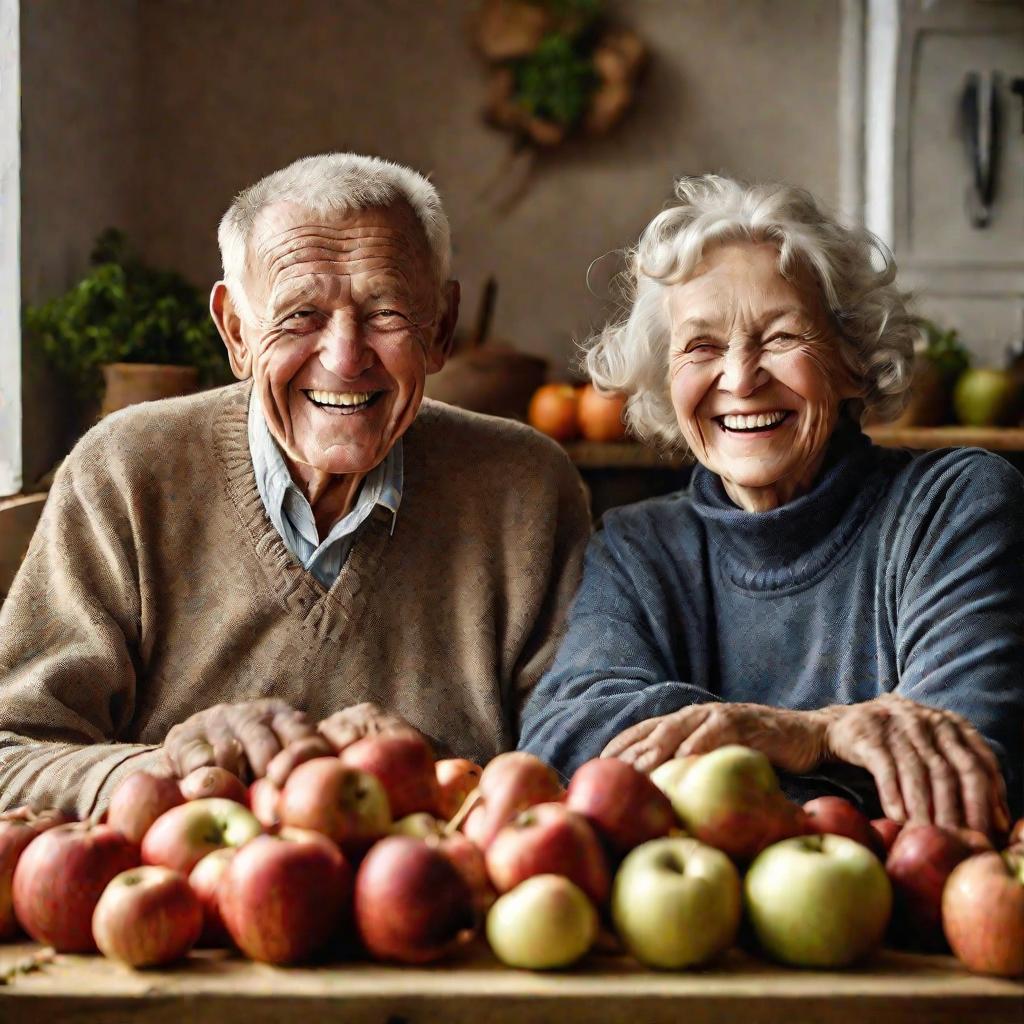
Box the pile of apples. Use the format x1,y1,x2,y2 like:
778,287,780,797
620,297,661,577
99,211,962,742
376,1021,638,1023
1,738,1021,978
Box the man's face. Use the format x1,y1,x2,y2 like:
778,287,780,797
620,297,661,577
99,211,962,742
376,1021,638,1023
224,201,451,477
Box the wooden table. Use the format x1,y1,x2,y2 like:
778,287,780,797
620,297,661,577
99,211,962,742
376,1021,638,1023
1,942,1020,1024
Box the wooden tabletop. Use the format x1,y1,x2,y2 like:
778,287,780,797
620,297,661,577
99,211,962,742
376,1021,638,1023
1,942,1020,1024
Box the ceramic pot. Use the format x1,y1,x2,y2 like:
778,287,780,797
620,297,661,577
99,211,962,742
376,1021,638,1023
100,363,199,417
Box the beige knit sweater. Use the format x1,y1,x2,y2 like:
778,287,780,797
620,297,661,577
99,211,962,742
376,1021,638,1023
0,383,590,817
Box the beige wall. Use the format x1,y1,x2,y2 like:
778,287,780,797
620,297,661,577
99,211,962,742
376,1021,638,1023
21,0,841,474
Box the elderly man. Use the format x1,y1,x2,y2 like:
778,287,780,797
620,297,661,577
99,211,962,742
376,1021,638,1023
0,153,590,816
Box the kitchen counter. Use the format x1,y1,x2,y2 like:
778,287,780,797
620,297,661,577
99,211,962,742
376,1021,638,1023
0,941,1020,1024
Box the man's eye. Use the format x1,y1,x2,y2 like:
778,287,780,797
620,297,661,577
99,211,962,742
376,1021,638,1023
286,310,315,321
371,309,405,320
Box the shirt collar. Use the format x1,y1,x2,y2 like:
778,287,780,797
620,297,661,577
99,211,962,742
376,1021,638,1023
247,386,403,541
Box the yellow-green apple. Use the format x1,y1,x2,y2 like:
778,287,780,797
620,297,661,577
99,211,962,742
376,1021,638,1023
611,836,741,968
188,847,237,946
106,772,185,845
486,874,597,970
179,767,247,805
12,823,140,952
745,834,892,967
942,850,1024,978
247,777,281,830
354,835,475,963
435,759,482,821
92,865,203,967
664,746,805,862
218,828,352,964
871,818,902,855
650,756,700,801
426,832,496,916
279,758,390,857
885,824,973,950
485,803,610,905
803,797,882,856
0,809,73,941
461,752,564,849
338,731,440,819
566,758,676,856
141,798,261,875
391,813,446,838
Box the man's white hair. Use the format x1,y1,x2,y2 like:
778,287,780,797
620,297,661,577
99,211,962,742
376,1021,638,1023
586,175,918,448
217,152,451,298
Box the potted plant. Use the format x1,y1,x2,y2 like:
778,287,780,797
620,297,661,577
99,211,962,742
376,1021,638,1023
24,229,230,417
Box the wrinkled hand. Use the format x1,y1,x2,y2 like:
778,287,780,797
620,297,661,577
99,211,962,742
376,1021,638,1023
601,702,829,775
824,693,1009,835
263,702,412,788
162,699,328,783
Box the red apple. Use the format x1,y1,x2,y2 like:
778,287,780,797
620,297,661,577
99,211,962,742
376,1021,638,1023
141,798,262,875
219,828,352,964
391,813,446,838
354,835,475,963
662,745,806,862
279,758,391,857
179,767,247,805
338,731,440,820
188,847,237,946
486,802,610,905
886,824,973,950
943,849,1024,978
1009,818,1024,848
461,752,564,849
803,797,882,856
871,818,903,855
427,832,496,916
566,758,676,856
435,759,483,821
92,865,203,967
107,772,185,845
247,778,281,830
12,823,140,952
0,815,63,941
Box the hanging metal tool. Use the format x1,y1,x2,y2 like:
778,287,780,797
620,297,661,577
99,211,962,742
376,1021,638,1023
959,71,1002,229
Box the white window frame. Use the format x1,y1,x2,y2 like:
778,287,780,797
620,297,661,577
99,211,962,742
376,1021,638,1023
0,0,21,497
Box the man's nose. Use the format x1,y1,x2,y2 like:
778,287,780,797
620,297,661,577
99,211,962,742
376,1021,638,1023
317,315,374,379
719,347,767,397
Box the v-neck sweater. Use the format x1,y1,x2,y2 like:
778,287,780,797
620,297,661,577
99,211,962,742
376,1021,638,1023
0,382,590,816
520,420,1024,814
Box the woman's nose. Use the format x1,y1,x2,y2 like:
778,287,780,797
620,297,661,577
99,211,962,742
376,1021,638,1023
719,347,767,397
317,315,374,379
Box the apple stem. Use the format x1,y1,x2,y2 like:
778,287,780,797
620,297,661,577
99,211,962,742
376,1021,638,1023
445,787,482,835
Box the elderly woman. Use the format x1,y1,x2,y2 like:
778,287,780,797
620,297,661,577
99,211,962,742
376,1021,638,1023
519,176,1023,834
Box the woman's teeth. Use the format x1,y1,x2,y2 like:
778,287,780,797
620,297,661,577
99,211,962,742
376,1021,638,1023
307,389,377,409
720,411,789,432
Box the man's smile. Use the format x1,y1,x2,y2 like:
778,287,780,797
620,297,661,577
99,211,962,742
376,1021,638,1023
302,388,384,413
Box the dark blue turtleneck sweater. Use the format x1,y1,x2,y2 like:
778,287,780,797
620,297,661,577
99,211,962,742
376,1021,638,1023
519,422,1024,815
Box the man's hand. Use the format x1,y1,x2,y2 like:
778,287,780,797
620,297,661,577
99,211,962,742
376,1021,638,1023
161,700,329,782
263,702,413,788
601,702,829,775
824,693,1010,835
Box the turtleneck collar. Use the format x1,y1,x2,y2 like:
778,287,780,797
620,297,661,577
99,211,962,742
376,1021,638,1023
689,417,885,592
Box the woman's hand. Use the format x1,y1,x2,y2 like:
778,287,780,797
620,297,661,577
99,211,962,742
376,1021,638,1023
162,699,328,781
823,693,1010,835
601,702,830,775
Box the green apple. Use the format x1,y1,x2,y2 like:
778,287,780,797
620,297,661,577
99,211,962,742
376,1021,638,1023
485,874,597,970
744,834,892,967
953,368,1021,427
611,836,740,969
650,756,699,813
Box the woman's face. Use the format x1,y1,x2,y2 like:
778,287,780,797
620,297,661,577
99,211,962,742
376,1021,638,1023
667,241,859,512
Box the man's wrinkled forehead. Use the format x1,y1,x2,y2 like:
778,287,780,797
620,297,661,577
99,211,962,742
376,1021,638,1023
243,199,434,295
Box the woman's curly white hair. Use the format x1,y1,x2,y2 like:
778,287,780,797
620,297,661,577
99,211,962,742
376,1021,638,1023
585,175,919,448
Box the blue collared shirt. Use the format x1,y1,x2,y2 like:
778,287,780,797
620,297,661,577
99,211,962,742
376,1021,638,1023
247,389,402,588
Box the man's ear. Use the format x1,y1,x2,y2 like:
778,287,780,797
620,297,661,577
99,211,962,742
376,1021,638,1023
426,280,460,374
210,282,252,380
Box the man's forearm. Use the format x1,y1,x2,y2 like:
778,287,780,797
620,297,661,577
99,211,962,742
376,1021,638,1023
0,732,164,819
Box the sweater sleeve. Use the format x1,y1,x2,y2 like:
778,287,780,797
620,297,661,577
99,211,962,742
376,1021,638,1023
892,451,1024,814
518,516,720,780
0,443,163,817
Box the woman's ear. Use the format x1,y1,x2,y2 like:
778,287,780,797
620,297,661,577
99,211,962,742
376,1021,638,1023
210,282,252,380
